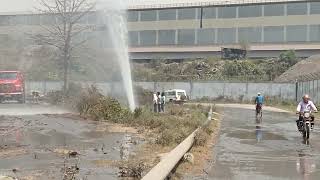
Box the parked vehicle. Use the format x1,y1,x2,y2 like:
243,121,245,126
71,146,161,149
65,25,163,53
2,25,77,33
0,71,25,103
164,89,187,103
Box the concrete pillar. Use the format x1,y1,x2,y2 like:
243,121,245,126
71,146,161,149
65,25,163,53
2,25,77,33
175,30,178,45
156,30,159,45
307,25,310,42
261,26,264,43
306,2,311,42
176,9,179,20
156,10,159,21
236,27,239,43
215,7,218,19
175,9,179,45
236,6,239,18
214,28,218,44
284,26,287,42
284,3,287,16
138,11,141,21
195,29,198,45
138,31,141,46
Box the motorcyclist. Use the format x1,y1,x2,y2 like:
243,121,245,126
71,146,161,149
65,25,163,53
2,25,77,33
296,94,318,130
255,93,264,114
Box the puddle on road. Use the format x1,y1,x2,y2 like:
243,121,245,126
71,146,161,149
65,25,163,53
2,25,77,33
227,129,287,141
0,115,141,179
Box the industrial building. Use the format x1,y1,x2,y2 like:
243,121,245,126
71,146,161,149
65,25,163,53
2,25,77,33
0,0,320,59
126,0,320,59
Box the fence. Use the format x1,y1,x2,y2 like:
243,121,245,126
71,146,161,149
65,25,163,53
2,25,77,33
297,80,320,104
26,81,296,102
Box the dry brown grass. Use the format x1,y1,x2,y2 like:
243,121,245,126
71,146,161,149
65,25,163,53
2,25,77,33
172,112,221,179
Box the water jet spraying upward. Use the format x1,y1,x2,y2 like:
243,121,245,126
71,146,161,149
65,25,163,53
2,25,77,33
96,0,136,111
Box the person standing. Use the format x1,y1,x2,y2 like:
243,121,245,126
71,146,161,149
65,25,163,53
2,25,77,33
153,93,158,112
160,92,166,112
157,92,161,113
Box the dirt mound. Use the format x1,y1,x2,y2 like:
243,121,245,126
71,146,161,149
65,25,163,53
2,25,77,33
275,55,320,83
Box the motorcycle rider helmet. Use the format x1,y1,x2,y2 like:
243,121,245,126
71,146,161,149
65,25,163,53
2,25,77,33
257,92,261,96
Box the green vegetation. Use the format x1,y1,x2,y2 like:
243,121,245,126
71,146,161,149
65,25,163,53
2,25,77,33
133,50,299,82
49,85,212,146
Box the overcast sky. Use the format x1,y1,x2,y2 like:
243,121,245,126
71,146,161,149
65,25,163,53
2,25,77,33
1,0,37,13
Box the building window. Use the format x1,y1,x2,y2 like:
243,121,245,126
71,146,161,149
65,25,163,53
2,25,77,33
127,11,139,22
158,30,176,45
310,2,320,14
25,15,40,25
287,3,307,15
202,7,216,19
140,30,156,46
78,13,88,24
10,15,26,25
217,28,236,44
217,6,237,19
178,8,196,20
264,4,284,16
87,12,97,24
238,27,262,43
197,29,215,45
286,25,307,42
159,9,176,20
309,25,320,42
0,16,11,26
129,31,139,46
178,29,195,45
264,26,284,43
238,5,262,18
140,10,157,21
0,34,9,43
40,14,56,25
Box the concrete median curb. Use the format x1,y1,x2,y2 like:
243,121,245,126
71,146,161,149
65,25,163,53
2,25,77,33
142,105,213,180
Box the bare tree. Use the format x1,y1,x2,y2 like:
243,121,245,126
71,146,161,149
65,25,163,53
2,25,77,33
36,0,95,93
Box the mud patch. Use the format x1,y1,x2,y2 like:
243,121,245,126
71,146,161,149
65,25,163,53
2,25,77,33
0,112,140,179
0,146,27,158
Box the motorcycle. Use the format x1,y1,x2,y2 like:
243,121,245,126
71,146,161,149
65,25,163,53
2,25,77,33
256,104,262,122
298,111,314,140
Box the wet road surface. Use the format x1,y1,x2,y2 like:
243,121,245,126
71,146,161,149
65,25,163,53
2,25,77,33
208,107,320,180
0,104,139,179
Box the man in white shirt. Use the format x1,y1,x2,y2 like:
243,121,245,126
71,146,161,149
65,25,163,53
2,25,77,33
296,94,318,130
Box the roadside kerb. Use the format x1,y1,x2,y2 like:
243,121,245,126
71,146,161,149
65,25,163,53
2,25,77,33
142,105,213,180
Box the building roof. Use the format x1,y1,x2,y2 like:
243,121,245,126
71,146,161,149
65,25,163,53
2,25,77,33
127,0,306,10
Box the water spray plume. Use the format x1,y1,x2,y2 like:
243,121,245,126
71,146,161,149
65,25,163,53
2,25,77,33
96,0,136,111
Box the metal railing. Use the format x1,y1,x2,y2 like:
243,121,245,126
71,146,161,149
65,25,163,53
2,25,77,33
127,0,306,10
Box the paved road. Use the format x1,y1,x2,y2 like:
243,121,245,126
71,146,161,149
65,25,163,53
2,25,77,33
208,107,320,180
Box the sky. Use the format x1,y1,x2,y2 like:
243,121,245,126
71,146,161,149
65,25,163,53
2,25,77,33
1,0,37,13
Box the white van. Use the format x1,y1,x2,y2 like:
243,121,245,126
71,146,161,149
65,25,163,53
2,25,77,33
164,89,187,102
